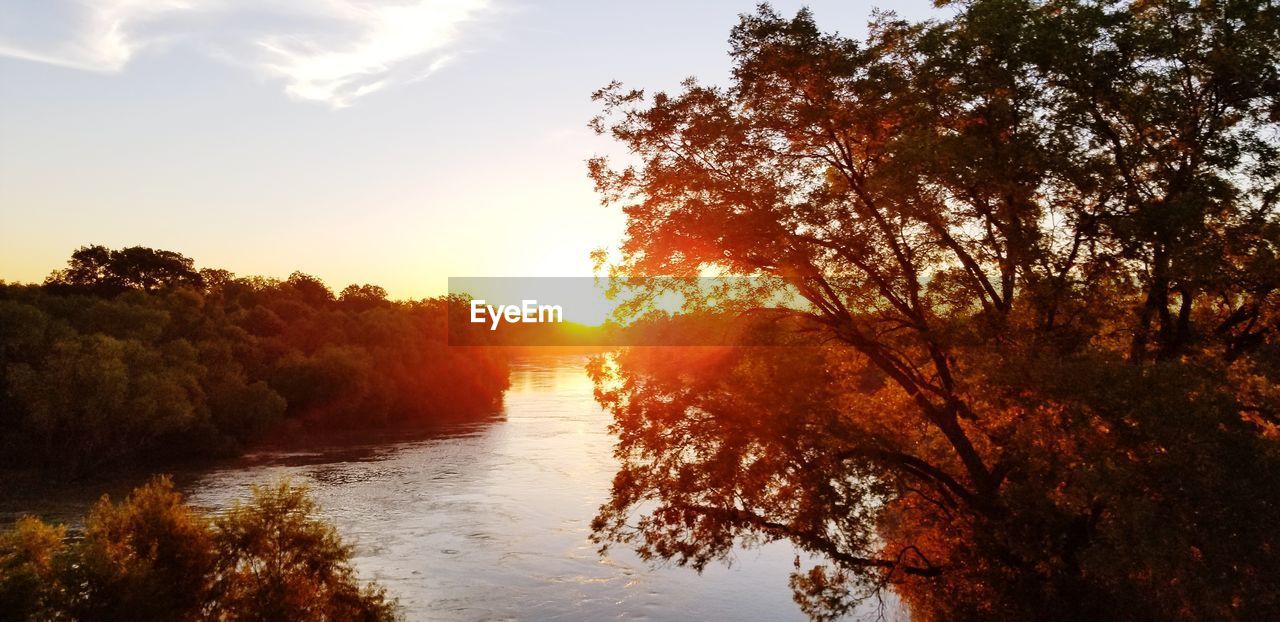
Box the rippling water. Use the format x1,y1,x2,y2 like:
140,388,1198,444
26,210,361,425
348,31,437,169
9,354,900,621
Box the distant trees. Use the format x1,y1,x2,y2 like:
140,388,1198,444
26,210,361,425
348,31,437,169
589,1,1280,620
0,246,509,477
48,245,204,294
0,477,398,621
340,284,391,312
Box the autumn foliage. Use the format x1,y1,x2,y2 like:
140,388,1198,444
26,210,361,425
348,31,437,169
588,1,1280,619
0,477,397,621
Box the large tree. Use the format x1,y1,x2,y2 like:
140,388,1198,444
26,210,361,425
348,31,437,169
588,1,1280,619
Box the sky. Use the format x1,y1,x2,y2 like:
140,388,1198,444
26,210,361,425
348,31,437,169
0,0,942,300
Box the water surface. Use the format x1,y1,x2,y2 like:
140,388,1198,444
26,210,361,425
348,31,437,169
9,354,900,621
188,353,821,620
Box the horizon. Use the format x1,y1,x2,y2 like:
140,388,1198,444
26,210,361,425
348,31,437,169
4,2,1279,621
0,0,943,299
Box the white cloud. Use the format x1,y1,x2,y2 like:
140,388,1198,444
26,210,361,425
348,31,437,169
0,0,492,107
0,0,198,72
257,0,486,107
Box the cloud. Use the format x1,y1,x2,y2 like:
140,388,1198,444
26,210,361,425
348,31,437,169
0,0,492,107
257,0,486,108
0,0,198,72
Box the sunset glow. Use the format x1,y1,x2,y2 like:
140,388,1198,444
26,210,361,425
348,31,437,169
0,1,937,297
5,2,1277,620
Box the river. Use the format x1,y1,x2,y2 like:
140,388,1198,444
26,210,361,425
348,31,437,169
6,353,900,621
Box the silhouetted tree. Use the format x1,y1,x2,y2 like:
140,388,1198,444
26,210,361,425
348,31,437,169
340,284,390,311
47,245,203,294
589,2,1280,619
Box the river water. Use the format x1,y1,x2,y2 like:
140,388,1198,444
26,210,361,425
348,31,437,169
8,354,900,621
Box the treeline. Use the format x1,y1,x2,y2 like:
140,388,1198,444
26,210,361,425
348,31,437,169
0,477,397,621
0,245,509,477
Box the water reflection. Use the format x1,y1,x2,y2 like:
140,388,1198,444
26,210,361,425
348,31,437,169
176,354,824,620
0,355,869,619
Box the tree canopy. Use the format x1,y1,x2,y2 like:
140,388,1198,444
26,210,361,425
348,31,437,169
588,1,1280,619
0,245,509,478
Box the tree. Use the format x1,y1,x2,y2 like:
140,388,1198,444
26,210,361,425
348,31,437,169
285,272,335,306
340,284,390,312
47,245,204,294
0,477,399,621
0,517,64,622
1029,0,1280,360
67,476,217,621
0,246,510,477
212,481,397,622
588,2,1280,619
4,333,206,475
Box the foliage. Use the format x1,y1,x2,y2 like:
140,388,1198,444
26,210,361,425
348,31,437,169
0,247,509,477
588,1,1280,619
48,245,204,295
213,481,397,622
67,476,216,620
0,517,64,621
0,476,398,621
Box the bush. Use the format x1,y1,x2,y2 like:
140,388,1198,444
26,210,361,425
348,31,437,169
213,481,398,622
0,477,398,621
0,517,64,622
